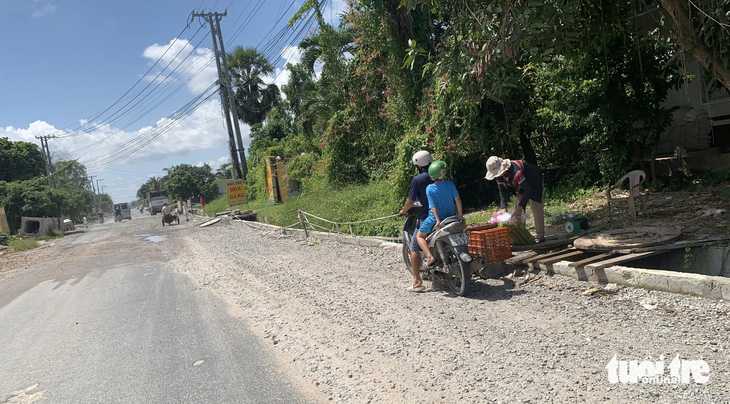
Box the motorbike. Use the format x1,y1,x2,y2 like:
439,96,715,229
401,204,485,296
161,211,180,226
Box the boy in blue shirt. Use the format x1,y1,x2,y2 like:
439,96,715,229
416,160,463,269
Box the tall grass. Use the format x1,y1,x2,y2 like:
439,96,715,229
9,238,38,252
206,179,608,237
206,179,404,237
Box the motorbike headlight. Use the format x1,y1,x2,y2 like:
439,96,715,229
460,252,473,262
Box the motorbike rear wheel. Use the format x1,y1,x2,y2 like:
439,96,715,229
444,245,470,296
401,235,414,276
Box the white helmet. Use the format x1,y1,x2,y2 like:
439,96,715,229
411,150,432,167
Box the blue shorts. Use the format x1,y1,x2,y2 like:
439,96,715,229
419,216,436,234
409,220,423,252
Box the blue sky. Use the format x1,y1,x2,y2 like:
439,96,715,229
0,0,346,204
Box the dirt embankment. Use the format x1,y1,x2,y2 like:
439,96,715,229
557,184,730,240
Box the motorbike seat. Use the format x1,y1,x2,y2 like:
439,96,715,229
426,216,465,247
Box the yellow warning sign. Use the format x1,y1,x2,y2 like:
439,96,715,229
226,179,247,207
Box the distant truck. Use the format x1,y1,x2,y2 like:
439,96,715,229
148,189,169,215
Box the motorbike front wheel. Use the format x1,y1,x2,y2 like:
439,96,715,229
444,245,470,296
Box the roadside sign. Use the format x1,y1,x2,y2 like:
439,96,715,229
0,206,9,234
226,179,247,207
265,158,279,203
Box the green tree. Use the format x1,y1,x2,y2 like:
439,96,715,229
215,162,233,179
166,170,199,201
52,160,91,190
59,188,95,222
98,193,113,215
0,180,63,233
227,47,280,126
0,137,45,182
660,0,730,89
136,176,167,202
164,164,219,203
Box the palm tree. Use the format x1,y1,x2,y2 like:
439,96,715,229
226,46,280,126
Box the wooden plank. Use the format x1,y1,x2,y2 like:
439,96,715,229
536,250,586,265
611,237,730,254
511,238,570,251
506,251,538,266
511,225,607,252
466,223,498,232
585,251,666,270
522,248,572,264
568,253,616,268
574,226,681,251
199,217,222,227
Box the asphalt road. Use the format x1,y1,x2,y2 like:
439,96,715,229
0,212,319,403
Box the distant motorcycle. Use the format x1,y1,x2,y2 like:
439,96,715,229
401,204,484,296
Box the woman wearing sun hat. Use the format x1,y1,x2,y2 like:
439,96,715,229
484,156,546,243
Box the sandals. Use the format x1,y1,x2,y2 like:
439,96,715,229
406,285,426,292
424,256,437,269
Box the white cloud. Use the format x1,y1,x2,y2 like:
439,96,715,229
198,155,231,170
281,45,303,66
0,36,252,203
142,39,218,94
265,45,304,93
0,99,250,171
323,0,349,26
1,120,57,143
29,0,56,18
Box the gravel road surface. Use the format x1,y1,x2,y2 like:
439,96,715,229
166,218,730,403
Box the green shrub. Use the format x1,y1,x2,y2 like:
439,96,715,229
0,232,9,246
653,171,693,192
9,238,38,252
698,169,730,190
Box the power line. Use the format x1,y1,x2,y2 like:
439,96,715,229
58,23,195,136
56,1,330,175
59,24,207,139
82,83,219,172
82,84,218,170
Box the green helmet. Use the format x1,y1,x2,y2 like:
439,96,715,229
428,160,448,181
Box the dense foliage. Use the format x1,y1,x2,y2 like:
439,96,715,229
0,137,45,182
0,140,106,233
237,0,730,212
136,163,220,207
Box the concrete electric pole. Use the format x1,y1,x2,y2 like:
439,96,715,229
89,175,99,212
191,9,248,179
35,135,57,187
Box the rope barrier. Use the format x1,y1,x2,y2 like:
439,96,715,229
294,209,403,241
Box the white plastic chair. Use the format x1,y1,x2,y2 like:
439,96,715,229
606,170,647,219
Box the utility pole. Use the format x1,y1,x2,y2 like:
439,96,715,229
89,175,98,212
191,9,247,179
213,15,248,179
35,135,57,187
97,179,104,215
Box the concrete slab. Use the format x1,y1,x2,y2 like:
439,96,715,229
532,260,730,301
